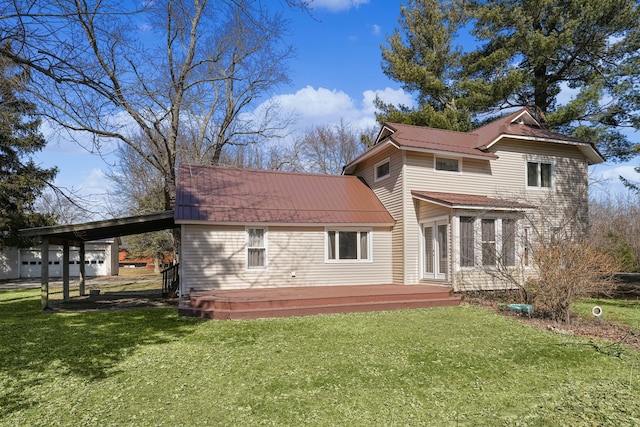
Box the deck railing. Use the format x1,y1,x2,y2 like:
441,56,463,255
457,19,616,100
161,263,180,296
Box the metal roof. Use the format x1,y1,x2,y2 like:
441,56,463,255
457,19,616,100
411,191,535,211
344,107,604,173
175,164,395,225
19,211,176,245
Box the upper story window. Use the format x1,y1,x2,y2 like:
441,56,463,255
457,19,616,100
247,227,267,269
435,156,460,172
327,229,371,262
527,161,552,188
374,158,390,181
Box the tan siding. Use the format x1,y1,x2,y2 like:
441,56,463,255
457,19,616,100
401,139,589,288
181,224,393,292
353,147,405,284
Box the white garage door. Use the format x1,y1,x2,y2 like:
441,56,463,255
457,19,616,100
20,249,63,278
20,249,108,278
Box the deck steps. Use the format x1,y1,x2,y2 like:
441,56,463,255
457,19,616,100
178,284,461,320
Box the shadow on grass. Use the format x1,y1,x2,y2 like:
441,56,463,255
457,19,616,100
0,290,198,418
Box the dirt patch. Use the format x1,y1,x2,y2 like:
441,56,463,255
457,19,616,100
464,294,640,353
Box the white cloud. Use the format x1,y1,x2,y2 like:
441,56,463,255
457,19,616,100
371,24,381,36
268,85,413,132
310,0,370,12
589,162,640,199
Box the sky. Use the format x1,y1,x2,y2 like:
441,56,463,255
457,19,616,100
33,0,639,218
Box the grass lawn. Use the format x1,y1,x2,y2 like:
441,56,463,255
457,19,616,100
573,297,640,330
1,289,639,426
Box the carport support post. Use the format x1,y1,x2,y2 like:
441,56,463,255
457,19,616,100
40,238,49,310
79,243,86,296
62,241,70,301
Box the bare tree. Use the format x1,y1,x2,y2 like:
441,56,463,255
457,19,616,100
34,188,91,225
590,193,640,272
1,0,296,211
297,120,370,175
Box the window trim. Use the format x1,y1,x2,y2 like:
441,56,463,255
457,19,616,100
526,159,554,189
374,158,391,182
325,228,372,263
456,215,522,270
246,227,268,270
434,155,462,173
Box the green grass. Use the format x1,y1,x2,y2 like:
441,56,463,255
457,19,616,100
1,289,640,426
573,297,640,329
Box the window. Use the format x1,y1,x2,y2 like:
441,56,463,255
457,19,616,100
435,157,460,172
502,219,516,267
375,158,390,181
327,230,370,261
527,161,552,188
460,217,520,269
460,217,475,267
247,228,267,269
481,219,496,266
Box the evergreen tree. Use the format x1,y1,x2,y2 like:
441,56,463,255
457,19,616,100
463,0,640,160
380,0,640,161
378,0,473,131
0,47,57,247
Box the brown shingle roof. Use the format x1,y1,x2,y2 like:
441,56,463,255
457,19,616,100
175,164,395,225
411,191,535,210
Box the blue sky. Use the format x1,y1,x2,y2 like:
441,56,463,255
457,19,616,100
34,0,639,217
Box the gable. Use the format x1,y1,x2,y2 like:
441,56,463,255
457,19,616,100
345,108,604,174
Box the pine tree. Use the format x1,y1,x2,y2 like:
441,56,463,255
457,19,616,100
378,0,473,131
463,0,640,160
0,46,57,247
380,0,640,161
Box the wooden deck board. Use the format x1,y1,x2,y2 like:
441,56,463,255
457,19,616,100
179,284,462,320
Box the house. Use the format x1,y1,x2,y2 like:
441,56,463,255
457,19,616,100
174,108,604,296
0,239,119,280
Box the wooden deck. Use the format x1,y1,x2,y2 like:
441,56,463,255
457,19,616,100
178,284,462,320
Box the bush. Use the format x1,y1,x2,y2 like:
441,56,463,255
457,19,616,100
524,241,619,323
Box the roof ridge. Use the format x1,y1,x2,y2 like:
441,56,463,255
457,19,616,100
180,163,355,179
386,122,473,136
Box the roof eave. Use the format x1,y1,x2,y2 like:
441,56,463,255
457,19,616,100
483,134,605,164
176,219,395,227
411,194,534,211
343,139,400,175
399,146,498,160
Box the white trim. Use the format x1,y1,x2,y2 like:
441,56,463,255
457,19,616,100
434,155,462,173
399,146,496,161
525,158,555,191
342,139,400,174
412,194,532,212
483,134,604,164
176,220,395,227
374,157,391,182
324,227,373,263
245,226,268,270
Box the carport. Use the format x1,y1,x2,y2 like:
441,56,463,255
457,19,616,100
19,211,176,310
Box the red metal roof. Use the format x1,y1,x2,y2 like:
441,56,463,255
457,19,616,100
175,164,395,225
411,191,535,210
383,122,498,159
344,107,604,173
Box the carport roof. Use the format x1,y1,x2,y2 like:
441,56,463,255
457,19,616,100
19,211,176,245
